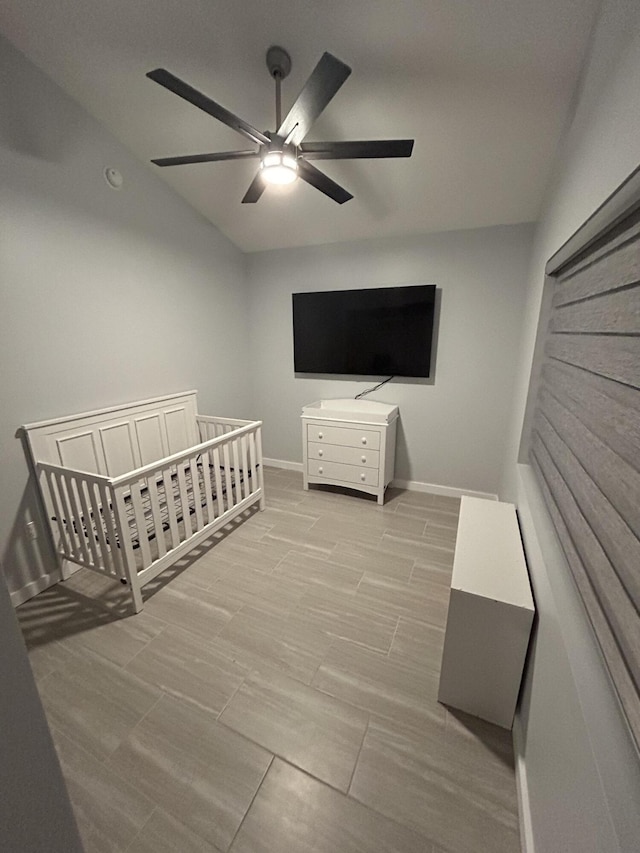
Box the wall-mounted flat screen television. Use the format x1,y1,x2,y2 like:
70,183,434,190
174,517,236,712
292,284,436,378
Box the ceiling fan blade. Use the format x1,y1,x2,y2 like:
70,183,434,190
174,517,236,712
151,150,259,167
241,170,267,204
300,139,414,160
147,69,270,146
277,53,351,146
297,160,353,204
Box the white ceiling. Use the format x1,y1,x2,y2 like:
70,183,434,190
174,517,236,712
1,0,600,253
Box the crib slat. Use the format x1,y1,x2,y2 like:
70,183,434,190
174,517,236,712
240,435,249,500
145,475,167,559
97,481,125,578
67,476,92,565
43,470,69,557
255,423,265,510
232,438,242,506
112,483,141,607
222,442,233,512
212,447,225,518
176,464,192,538
248,432,257,496
130,481,152,569
54,472,81,562
200,449,215,525
189,456,204,532
76,477,100,568
161,467,180,549
85,483,112,575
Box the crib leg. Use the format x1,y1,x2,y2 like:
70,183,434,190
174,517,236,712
60,558,74,581
121,556,144,613
130,578,144,614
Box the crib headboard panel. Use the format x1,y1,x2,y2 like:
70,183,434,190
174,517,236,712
22,390,199,476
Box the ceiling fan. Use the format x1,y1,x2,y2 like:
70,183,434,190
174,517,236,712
146,47,414,204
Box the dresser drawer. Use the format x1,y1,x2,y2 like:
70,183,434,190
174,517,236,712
307,459,379,487
308,441,379,469
306,424,381,450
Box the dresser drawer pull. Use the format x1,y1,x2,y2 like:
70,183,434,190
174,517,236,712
360,473,366,481
318,432,323,439
361,455,366,463
318,449,323,457
361,437,367,445
318,466,323,474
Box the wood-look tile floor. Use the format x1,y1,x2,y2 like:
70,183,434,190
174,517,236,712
17,467,521,853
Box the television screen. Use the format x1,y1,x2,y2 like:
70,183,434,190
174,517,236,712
292,284,436,378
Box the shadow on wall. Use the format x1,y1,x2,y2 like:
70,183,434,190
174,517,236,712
1,433,59,599
394,418,410,481
0,33,242,264
0,35,80,162
382,288,443,483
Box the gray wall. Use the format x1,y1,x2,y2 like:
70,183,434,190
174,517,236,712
501,1,640,850
0,575,83,851
246,224,533,496
0,37,251,600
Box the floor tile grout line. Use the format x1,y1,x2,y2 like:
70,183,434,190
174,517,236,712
123,805,160,853
407,557,420,587
101,689,168,769
121,620,171,670
216,666,253,721
210,624,444,730
40,658,170,768
271,756,442,853
346,712,370,795
385,614,402,659
345,783,442,852
47,720,116,775
307,671,447,739
215,713,364,800
227,754,276,852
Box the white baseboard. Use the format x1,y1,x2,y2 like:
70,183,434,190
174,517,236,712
513,714,535,853
263,458,498,501
10,570,61,608
391,477,498,501
263,458,304,472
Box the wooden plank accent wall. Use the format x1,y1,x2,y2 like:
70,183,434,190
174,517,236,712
529,207,640,749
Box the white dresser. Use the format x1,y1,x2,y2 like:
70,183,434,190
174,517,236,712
301,399,399,505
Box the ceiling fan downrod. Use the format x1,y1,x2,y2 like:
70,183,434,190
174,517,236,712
266,46,291,133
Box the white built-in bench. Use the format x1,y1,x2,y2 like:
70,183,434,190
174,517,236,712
438,496,535,729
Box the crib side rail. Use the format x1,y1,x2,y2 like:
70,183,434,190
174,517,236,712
109,420,262,488
196,414,255,441
36,462,125,579
110,420,264,577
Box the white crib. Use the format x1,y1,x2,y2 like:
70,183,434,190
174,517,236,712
21,390,264,613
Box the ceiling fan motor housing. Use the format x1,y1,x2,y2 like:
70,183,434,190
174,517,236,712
263,135,295,157
266,46,292,80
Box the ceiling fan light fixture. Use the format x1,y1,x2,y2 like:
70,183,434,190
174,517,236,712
261,151,298,185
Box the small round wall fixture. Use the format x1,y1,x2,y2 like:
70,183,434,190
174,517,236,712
104,167,123,189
